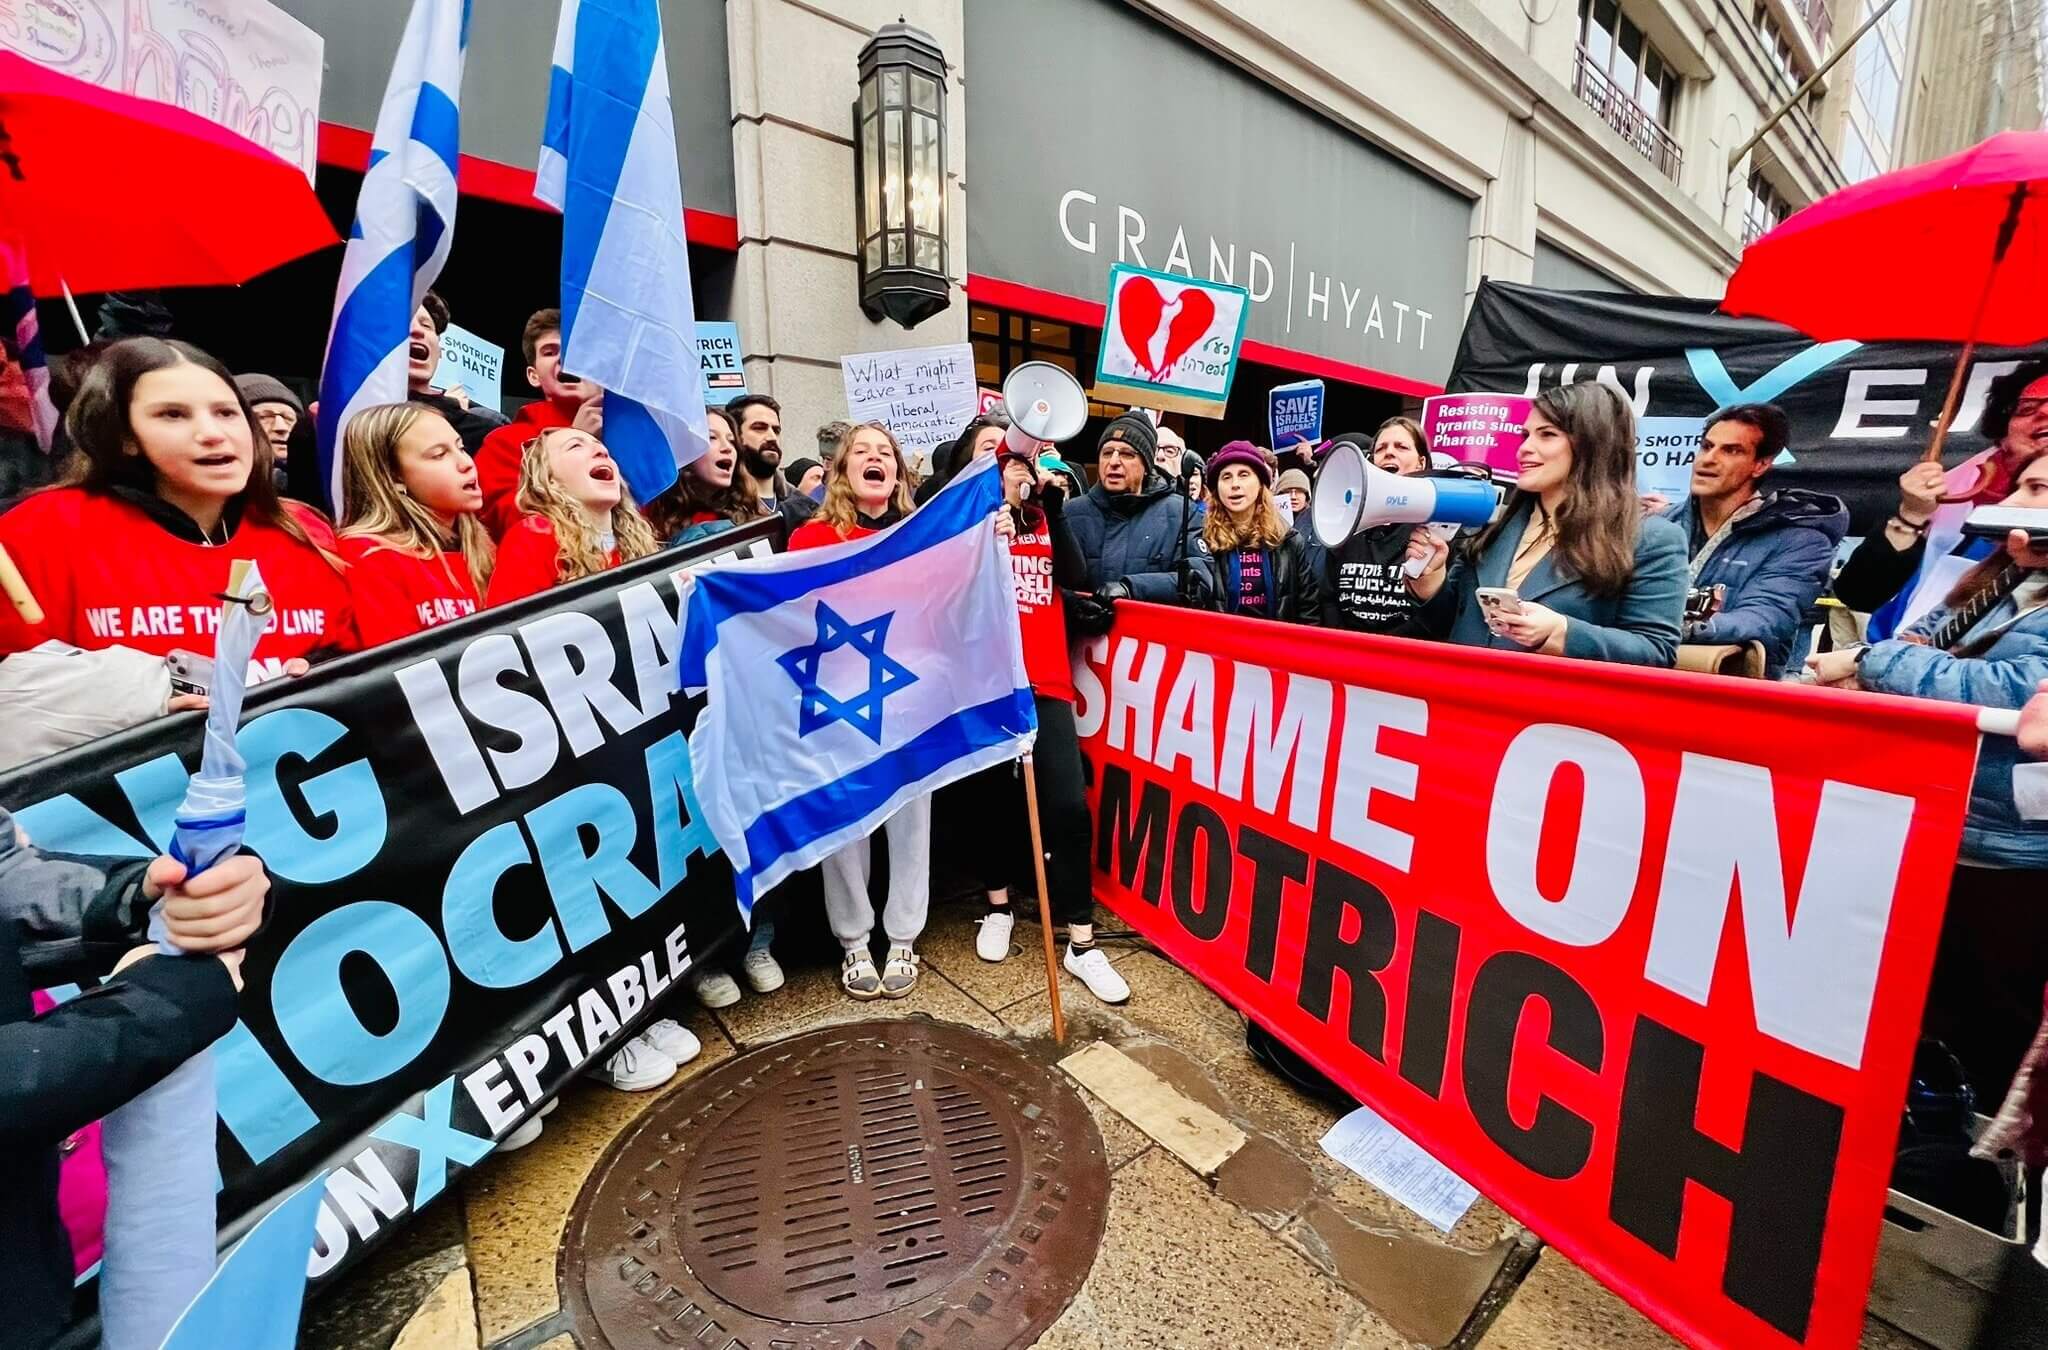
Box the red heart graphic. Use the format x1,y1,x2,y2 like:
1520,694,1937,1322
1158,287,1215,379
1114,275,1215,383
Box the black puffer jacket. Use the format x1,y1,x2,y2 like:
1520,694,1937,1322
1187,532,1325,624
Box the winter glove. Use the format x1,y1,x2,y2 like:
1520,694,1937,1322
1063,588,1117,638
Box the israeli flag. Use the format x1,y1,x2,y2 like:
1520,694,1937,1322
680,458,1036,911
536,0,708,506
315,0,469,508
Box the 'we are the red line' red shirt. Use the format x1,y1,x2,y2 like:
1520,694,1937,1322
340,533,481,647
1007,513,1074,702
0,488,356,680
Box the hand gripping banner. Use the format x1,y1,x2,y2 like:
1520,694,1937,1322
1074,603,1983,1350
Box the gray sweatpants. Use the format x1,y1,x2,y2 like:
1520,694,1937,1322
820,794,933,950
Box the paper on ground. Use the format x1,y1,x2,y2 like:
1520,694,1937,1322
1060,1041,1245,1176
1319,1104,1478,1233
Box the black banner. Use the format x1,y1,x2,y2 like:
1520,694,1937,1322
1,520,777,1296
1448,280,2048,529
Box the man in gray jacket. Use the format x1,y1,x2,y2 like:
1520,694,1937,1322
1063,412,1203,604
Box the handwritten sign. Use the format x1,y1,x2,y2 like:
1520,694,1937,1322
1421,392,1533,474
1093,264,1248,418
840,343,978,458
696,321,748,406
0,0,325,181
433,322,503,414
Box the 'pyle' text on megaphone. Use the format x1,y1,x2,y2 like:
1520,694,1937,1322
1310,439,1501,549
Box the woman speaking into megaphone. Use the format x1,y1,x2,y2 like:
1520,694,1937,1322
1404,383,1687,667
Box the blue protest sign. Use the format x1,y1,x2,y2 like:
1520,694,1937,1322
1269,379,1325,448
697,322,748,405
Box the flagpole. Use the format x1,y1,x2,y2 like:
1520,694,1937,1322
1020,752,1067,1044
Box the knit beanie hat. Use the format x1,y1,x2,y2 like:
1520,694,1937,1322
1098,411,1158,465
235,373,303,417
1204,439,1274,491
1275,467,1312,499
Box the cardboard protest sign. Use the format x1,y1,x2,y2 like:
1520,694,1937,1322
1269,379,1325,449
1076,605,1981,1350
696,321,748,405
1094,264,1248,418
434,322,504,414
841,343,978,458
0,525,776,1315
2,0,324,180
1422,392,1532,473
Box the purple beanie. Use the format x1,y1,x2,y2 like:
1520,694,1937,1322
1204,440,1274,492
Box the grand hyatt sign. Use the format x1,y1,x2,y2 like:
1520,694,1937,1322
1054,189,1440,361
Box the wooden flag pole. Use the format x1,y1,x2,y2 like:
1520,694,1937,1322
1020,752,1067,1044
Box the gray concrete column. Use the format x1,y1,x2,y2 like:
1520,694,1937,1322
725,0,969,457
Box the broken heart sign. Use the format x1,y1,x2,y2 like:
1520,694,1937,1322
1095,264,1249,416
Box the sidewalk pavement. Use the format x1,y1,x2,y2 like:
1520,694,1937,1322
303,898,1935,1350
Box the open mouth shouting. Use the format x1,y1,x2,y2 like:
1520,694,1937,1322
193,451,242,470
408,340,432,363
589,462,617,484
861,463,888,485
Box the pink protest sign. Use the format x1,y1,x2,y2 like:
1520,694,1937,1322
1422,393,1531,473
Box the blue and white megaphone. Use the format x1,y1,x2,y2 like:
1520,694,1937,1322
1310,439,1501,571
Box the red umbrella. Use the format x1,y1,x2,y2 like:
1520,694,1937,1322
1723,130,2048,467
0,52,339,297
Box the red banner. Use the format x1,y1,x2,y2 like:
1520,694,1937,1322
1075,603,1983,1350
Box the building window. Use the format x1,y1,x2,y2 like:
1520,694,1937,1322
970,305,1125,421
1742,169,1792,244
1842,0,1908,181
1575,0,1685,180
1840,120,1879,182
1751,3,1799,87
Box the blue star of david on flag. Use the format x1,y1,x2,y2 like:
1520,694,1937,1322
776,601,920,744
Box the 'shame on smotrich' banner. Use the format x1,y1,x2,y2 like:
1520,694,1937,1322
1074,603,1983,1350
0,522,776,1304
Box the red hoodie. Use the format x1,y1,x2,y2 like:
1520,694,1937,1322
340,533,481,646
476,400,573,541
0,489,356,680
486,515,620,607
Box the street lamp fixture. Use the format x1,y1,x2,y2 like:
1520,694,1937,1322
852,22,949,329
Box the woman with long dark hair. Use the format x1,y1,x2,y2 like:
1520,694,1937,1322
1317,419,1439,634
0,337,355,685
1406,382,1685,665
645,407,766,546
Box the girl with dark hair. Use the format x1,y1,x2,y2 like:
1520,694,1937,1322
1188,442,1322,622
646,407,767,546
1407,381,1685,665
339,403,494,646
0,337,355,687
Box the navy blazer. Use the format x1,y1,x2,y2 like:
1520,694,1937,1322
1420,504,1687,667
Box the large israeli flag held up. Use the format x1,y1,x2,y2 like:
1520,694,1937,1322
680,458,1036,912
315,0,469,508
536,0,708,506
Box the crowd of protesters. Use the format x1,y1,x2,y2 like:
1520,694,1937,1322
2,291,2047,1343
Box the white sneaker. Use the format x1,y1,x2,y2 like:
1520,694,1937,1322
975,909,1015,962
692,967,742,1008
496,1099,558,1152
1064,944,1130,1004
592,1034,678,1091
638,1017,702,1066
498,1115,544,1151
741,945,785,993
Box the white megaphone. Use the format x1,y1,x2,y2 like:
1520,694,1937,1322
1311,439,1500,574
1000,360,1089,456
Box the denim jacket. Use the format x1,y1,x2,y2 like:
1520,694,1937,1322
1860,581,2048,868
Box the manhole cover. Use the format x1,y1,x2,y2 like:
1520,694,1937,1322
561,1019,1111,1349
